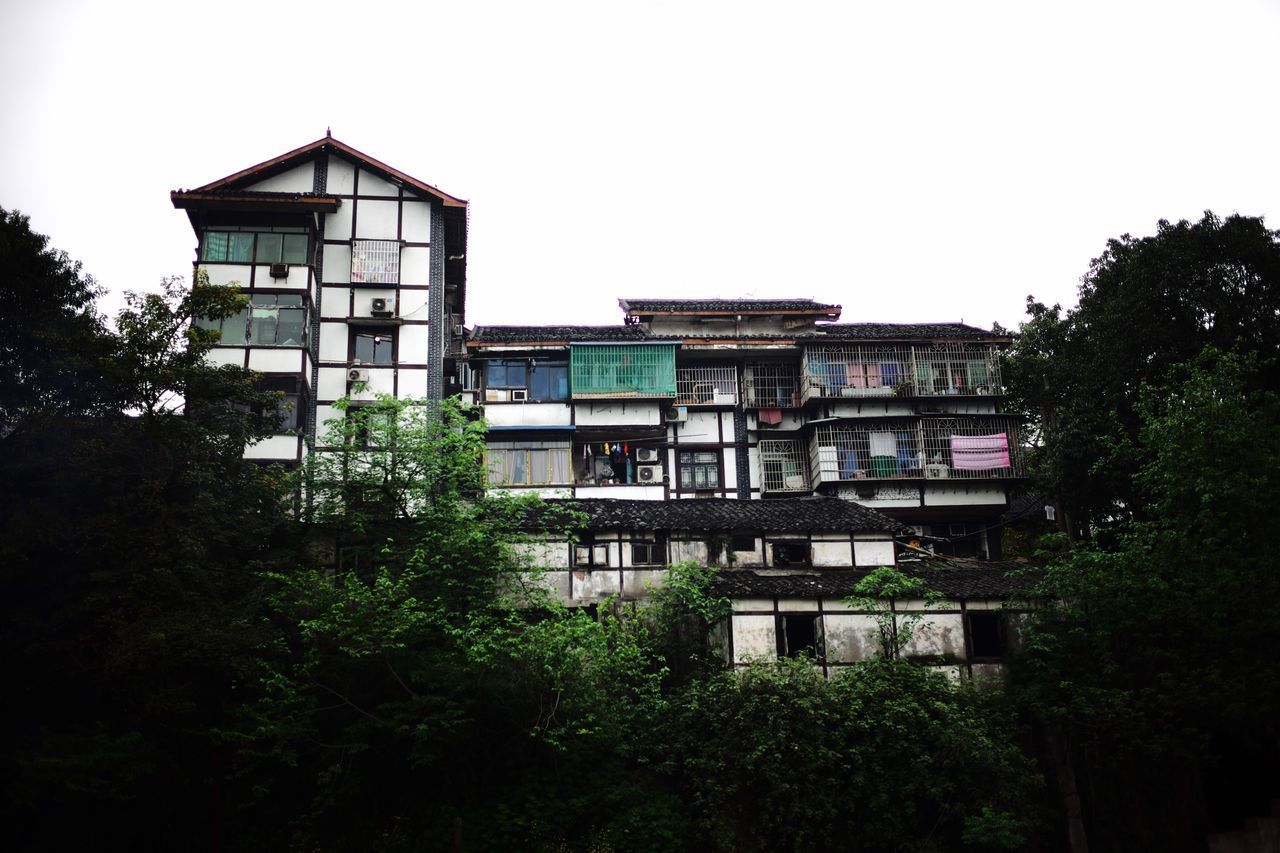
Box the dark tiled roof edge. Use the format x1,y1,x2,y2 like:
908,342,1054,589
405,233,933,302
533,497,910,534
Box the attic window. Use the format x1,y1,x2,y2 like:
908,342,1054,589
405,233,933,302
351,239,400,284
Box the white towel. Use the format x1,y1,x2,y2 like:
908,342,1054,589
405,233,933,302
869,431,898,457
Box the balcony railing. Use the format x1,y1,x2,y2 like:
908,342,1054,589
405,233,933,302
676,363,738,405
810,417,1022,483
759,439,809,492
743,361,802,408
801,344,1003,401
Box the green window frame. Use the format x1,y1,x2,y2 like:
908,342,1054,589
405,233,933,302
201,227,309,264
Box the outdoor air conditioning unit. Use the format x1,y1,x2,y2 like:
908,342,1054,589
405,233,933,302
664,405,688,423
348,368,370,383
269,263,289,279
636,447,659,463
511,389,528,402
637,464,662,483
371,297,394,317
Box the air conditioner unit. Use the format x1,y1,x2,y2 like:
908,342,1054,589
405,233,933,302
348,368,370,383
637,464,662,483
511,389,528,402
664,405,688,423
452,324,465,336
269,263,289,279
636,447,659,463
712,391,737,405
783,474,806,490
371,297,394,317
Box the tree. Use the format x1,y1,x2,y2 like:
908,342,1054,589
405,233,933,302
1005,212,1280,536
0,206,114,432
1,238,291,850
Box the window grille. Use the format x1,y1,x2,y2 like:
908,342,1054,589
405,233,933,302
676,362,738,405
918,417,1021,479
743,361,801,408
759,439,809,492
810,421,922,482
570,344,677,398
910,345,1001,396
801,344,1002,400
810,418,1021,482
351,239,400,285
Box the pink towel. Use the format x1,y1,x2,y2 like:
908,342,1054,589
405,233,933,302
759,408,783,425
951,433,1010,470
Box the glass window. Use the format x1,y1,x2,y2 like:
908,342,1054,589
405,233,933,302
196,306,250,346
247,294,306,346
486,359,527,389
354,331,394,364
679,450,720,490
485,446,571,485
201,228,309,264
528,361,569,400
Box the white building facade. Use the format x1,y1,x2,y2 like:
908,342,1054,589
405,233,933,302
173,134,468,464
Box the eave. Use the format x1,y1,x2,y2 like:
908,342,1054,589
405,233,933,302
170,191,340,214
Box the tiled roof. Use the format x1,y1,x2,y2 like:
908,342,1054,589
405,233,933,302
710,558,1038,600
466,321,1005,346
467,325,650,344
538,497,909,534
620,298,841,314
803,323,1002,341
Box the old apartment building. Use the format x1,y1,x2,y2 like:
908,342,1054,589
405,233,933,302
172,133,469,464
467,298,1024,560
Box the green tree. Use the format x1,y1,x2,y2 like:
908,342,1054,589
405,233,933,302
1005,212,1280,537
0,206,114,431
1,239,290,850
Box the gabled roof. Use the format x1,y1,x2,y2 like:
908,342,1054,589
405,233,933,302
173,134,467,208
537,497,909,535
468,325,649,346
620,298,842,318
710,558,1038,600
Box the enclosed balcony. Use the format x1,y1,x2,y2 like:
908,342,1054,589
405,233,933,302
570,343,677,399
810,417,1022,483
801,344,1003,401
675,362,738,406
759,439,810,493
743,361,802,408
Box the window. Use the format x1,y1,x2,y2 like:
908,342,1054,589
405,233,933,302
202,227,308,264
772,541,810,566
196,294,306,347
528,361,569,400
730,534,757,553
631,535,667,566
249,293,306,345
485,443,572,486
967,611,1007,658
486,359,526,389
261,376,303,433
678,450,720,490
351,239,400,284
352,330,394,364
780,614,822,659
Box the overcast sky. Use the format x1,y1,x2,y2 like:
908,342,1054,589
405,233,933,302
3,0,1278,332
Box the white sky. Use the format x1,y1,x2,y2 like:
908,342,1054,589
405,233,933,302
3,0,1278,332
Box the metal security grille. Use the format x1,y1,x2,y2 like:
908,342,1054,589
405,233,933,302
676,363,738,405
801,345,1002,400
811,420,922,482
351,239,400,285
759,439,809,492
570,344,677,398
810,417,1021,482
743,361,801,408
918,417,1022,479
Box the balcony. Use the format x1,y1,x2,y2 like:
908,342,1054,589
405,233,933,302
570,344,677,399
801,345,1003,401
743,361,802,408
675,363,738,406
759,439,809,493
810,417,1022,483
